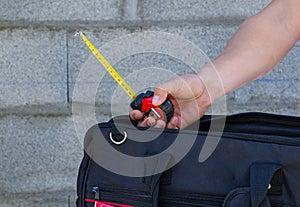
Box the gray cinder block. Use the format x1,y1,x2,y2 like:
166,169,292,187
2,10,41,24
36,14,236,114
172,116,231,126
0,0,122,22
0,29,67,108
138,0,271,22
0,116,81,193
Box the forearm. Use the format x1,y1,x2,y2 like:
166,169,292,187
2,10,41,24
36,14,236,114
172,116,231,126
198,1,300,104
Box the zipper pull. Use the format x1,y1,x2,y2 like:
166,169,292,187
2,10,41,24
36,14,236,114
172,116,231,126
92,186,100,200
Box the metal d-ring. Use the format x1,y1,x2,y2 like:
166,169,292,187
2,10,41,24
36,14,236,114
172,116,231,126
109,131,128,145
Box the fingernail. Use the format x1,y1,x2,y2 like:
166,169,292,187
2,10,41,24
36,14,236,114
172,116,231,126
147,118,155,126
132,112,137,119
152,96,160,105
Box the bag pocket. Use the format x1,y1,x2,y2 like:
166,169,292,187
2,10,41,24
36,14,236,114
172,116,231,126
84,185,154,207
222,187,278,207
158,192,224,207
223,163,283,207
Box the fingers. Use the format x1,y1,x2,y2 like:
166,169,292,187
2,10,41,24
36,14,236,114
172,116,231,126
166,116,180,129
137,117,166,128
130,110,169,128
138,116,179,129
154,120,166,128
152,77,183,106
130,109,168,128
129,110,144,121
131,76,186,129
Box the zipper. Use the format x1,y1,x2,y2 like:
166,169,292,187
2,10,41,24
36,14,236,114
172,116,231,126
86,186,284,207
85,198,134,207
158,193,224,207
88,186,224,207
86,186,153,207
159,192,283,207
92,186,101,200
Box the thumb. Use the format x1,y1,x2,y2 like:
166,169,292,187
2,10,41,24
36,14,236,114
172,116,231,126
152,87,168,106
152,78,180,105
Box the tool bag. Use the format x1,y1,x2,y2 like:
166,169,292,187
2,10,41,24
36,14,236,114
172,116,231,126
76,112,300,207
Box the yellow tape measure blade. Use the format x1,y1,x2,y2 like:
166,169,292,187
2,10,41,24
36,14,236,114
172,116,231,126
79,32,137,100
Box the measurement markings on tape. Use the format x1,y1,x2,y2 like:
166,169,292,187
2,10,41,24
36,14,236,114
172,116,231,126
75,31,137,100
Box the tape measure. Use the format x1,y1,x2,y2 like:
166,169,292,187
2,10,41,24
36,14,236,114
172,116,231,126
76,32,175,124
76,31,137,100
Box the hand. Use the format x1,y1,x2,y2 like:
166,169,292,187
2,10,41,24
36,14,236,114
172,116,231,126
129,74,212,129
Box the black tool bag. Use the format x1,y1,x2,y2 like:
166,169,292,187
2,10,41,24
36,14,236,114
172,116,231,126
76,112,300,207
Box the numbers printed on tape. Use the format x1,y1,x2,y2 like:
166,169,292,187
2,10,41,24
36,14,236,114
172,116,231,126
78,32,137,100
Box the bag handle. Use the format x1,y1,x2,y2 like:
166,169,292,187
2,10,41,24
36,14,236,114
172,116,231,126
250,163,282,207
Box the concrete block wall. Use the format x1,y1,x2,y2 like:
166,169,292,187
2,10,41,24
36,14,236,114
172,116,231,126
1,0,299,206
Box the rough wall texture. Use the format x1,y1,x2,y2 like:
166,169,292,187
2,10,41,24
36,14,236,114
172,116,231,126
0,0,299,206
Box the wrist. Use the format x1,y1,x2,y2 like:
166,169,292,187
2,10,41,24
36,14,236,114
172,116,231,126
196,64,226,106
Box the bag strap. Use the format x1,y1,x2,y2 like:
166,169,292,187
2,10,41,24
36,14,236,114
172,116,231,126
250,163,282,207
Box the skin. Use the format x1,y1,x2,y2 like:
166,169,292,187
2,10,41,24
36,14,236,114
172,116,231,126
130,0,300,129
